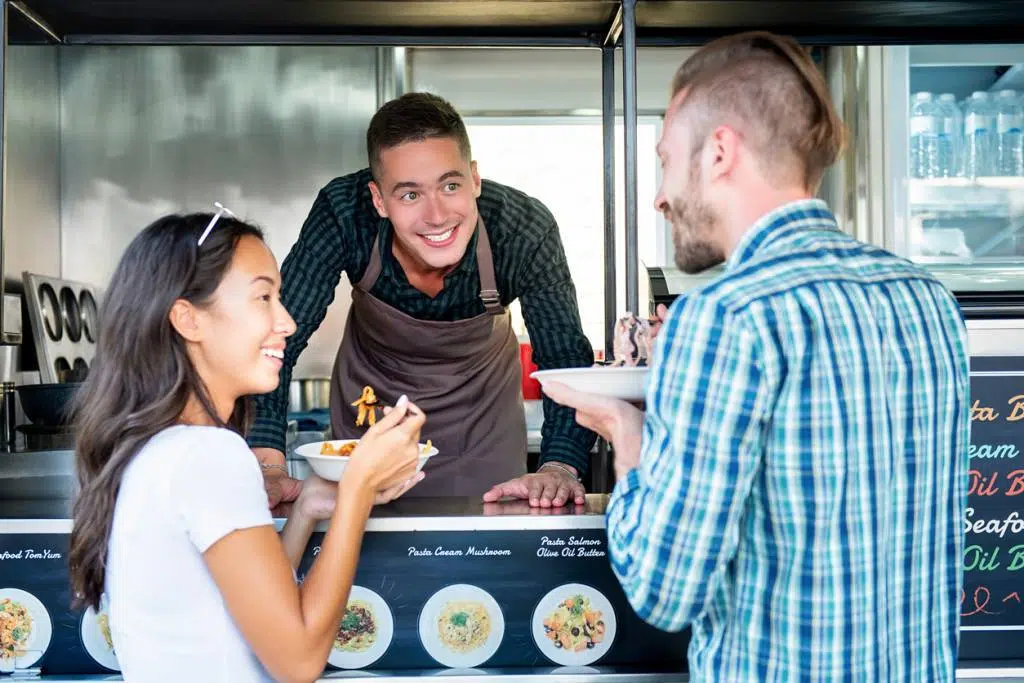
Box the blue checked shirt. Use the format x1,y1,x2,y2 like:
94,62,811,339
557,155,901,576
606,199,970,681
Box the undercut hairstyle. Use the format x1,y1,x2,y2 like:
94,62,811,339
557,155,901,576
670,31,847,191
366,92,472,181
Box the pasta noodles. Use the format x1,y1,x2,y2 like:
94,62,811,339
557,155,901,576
437,601,490,654
0,598,32,659
542,594,605,652
334,600,376,653
96,612,114,652
320,440,433,457
320,441,358,456
351,386,381,427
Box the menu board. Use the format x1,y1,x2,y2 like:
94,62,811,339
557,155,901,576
0,533,108,675
960,359,1024,660
0,527,689,675
297,528,688,672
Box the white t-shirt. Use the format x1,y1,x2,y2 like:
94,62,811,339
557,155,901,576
105,425,276,682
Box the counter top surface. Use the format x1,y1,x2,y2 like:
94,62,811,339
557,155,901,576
0,494,612,532
1,446,612,531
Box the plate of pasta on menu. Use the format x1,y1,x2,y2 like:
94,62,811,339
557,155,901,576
326,586,393,670
80,593,119,672
0,587,52,671
418,584,504,669
532,583,616,666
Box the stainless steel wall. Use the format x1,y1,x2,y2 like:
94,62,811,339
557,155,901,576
6,46,61,287
409,46,696,114
57,45,378,378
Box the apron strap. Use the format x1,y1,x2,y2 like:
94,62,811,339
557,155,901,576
474,217,503,315
356,220,387,291
357,217,504,316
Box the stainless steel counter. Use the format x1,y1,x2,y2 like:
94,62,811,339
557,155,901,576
0,491,612,533
0,448,76,501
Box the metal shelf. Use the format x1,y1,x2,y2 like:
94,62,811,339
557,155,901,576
912,178,1024,190
633,1,1024,47
9,0,622,46
909,177,1024,216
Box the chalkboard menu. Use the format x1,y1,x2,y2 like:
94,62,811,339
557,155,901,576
0,526,688,675
960,362,1024,660
296,529,687,672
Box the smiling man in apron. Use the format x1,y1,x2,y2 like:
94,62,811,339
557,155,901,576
248,92,597,506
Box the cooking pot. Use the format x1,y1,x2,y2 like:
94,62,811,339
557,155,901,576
288,378,330,413
17,382,83,426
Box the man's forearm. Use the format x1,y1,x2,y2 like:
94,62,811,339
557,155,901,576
248,395,289,454
245,189,349,454
538,404,596,478
255,449,287,470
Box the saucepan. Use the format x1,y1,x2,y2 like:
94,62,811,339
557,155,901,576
288,378,331,413
17,382,83,426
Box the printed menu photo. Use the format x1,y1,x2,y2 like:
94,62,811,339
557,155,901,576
327,585,394,670
418,584,505,669
0,587,52,672
532,583,616,666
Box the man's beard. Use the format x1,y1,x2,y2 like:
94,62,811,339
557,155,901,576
669,192,724,274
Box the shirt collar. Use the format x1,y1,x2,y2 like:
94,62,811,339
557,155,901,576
725,198,839,270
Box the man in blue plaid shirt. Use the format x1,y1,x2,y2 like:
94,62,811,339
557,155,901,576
544,32,970,681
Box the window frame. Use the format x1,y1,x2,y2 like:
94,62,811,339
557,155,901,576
463,114,668,345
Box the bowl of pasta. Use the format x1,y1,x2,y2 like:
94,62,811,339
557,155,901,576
294,439,438,482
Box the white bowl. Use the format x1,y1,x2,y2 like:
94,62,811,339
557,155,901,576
531,366,649,402
293,439,438,482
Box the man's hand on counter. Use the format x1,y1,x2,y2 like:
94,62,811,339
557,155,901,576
482,465,586,508
482,499,586,516
254,447,303,514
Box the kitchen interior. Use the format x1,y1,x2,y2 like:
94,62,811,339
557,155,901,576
2,1,1024,681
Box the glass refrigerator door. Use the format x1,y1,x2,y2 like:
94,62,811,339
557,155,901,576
889,45,1024,313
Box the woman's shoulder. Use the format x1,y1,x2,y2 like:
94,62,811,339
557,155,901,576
140,425,256,473
145,424,248,450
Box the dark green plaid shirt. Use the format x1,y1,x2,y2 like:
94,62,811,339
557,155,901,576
248,168,598,476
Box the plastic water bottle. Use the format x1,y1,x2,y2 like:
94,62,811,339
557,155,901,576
937,93,962,177
963,91,997,178
996,89,1024,176
910,92,940,178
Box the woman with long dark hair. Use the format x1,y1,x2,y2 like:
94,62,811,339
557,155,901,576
68,211,425,682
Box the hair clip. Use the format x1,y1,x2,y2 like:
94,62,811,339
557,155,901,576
197,202,237,246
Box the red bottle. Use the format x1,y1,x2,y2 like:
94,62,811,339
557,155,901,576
518,337,542,400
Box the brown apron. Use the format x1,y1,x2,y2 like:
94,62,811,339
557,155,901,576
329,218,527,497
